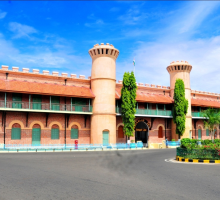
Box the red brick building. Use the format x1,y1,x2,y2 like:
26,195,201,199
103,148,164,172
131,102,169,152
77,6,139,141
0,43,219,147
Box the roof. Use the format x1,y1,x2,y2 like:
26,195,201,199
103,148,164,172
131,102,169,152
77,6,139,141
191,98,220,108
0,79,95,98
115,88,173,104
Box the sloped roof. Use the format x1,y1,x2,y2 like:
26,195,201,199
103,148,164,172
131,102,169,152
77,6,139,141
0,79,95,98
115,88,173,104
191,98,220,108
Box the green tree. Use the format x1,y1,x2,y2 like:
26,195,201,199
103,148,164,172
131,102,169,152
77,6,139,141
173,79,188,138
121,71,137,139
201,108,220,141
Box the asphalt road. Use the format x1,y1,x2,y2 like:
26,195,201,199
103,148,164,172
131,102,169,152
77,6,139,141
0,149,219,200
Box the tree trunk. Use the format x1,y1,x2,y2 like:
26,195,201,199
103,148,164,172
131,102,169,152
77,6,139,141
211,130,214,142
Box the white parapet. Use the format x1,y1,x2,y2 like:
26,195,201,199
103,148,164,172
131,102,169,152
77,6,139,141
52,71,59,76
22,68,29,73
33,69,39,74
2,65,9,70
12,67,19,72
79,75,85,79
61,73,68,77
71,74,77,78
43,70,49,75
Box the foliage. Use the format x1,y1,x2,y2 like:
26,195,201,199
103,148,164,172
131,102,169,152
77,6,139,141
173,79,188,137
171,139,176,141
121,71,137,138
177,147,220,160
201,108,220,141
181,138,220,150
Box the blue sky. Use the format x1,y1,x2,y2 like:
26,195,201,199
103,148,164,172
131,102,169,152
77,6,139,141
1,1,220,92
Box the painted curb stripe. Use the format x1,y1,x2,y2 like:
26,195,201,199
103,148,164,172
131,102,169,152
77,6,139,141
176,156,220,164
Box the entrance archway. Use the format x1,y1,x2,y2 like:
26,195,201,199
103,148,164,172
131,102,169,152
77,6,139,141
135,121,149,144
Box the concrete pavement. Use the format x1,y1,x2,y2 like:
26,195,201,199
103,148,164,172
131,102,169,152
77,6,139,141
0,149,219,200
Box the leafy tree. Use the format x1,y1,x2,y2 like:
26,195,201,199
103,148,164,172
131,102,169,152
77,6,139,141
173,79,188,137
121,71,137,139
201,108,220,141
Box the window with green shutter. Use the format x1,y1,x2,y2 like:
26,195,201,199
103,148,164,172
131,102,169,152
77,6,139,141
71,128,78,139
51,128,59,139
206,129,209,136
11,128,21,140
33,95,42,110
51,96,60,110
12,93,22,108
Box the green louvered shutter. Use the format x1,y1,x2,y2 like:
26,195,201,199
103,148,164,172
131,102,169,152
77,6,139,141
32,128,41,145
198,129,202,140
206,129,209,136
51,128,59,139
33,95,42,110
11,128,21,140
12,93,22,108
71,128,78,139
51,96,60,110
72,98,87,111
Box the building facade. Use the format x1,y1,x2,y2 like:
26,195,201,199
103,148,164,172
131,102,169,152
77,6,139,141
0,43,219,147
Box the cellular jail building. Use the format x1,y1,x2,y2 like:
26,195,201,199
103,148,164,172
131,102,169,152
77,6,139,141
0,43,218,148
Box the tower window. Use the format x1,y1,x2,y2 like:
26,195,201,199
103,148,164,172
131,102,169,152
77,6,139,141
102,49,104,54
98,49,100,54
93,50,96,55
106,49,109,54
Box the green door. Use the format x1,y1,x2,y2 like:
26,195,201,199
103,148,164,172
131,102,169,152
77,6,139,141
12,93,22,108
72,98,87,111
51,96,60,110
198,129,202,140
33,95,41,110
103,131,109,145
32,128,41,145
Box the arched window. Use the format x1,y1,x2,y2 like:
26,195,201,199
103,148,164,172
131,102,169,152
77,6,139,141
51,124,59,139
71,125,79,139
158,126,163,138
118,126,124,138
11,123,21,140
206,129,209,136
198,128,202,139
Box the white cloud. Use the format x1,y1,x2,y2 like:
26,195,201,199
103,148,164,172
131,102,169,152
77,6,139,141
85,19,105,27
0,10,7,19
9,22,37,39
116,1,220,93
0,32,91,77
117,36,220,93
178,2,220,34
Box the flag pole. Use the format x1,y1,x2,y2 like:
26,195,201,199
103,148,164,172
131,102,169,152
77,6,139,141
133,59,135,76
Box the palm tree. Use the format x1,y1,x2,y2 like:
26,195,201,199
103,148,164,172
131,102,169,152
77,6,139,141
201,108,220,141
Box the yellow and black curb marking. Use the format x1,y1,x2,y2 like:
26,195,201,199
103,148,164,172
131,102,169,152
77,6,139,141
176,156,220,164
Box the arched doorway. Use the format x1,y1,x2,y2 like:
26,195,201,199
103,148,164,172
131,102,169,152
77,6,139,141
135,121,149,144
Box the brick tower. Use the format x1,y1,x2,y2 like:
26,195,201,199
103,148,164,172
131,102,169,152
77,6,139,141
89,43,119,144
167,61,192,139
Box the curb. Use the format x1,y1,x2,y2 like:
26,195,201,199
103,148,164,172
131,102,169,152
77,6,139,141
176,156,220,164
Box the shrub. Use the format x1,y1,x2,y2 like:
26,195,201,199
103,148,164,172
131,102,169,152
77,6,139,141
172,139,176,141
214,139,220,144
203,139,212,145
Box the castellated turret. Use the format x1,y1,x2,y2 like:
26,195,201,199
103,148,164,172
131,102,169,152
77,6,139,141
89,43,119,144
167,61,192,139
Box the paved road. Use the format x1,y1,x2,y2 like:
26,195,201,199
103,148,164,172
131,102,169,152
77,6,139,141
0,149,219,200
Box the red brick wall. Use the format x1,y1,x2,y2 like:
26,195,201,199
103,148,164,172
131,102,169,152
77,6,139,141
116,116,171,144
0,111,91,145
